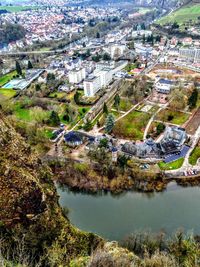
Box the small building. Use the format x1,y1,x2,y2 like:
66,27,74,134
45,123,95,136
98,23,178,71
64,131,83,147
155,79,173,94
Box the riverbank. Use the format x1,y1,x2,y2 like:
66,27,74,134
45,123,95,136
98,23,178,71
50,156,200,194
50,159,169,193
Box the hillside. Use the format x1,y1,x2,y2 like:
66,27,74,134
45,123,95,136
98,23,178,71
158,1,200,25
0,113,102,265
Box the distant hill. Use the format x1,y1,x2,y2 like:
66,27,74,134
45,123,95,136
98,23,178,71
157,1,200,25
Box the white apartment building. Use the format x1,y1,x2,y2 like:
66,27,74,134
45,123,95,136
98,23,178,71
179,48,200,63
110,44,127,59
84,69,113,97
68,68,86,84
84,76,101,97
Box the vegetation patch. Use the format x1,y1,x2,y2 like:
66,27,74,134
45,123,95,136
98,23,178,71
189,146,200,166
155,109,189,125
0,71,17,87
118,98,133,112
0,89,16,99
158,158,184,171
158,4,200,25
112,111,151,140
0,6,37,12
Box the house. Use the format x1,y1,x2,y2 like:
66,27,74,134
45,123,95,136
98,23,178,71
122,138,161,158
160,126,187,155
64,131,83,147
155,79,173,94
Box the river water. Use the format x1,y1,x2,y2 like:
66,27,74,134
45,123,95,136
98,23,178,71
57,182,200,241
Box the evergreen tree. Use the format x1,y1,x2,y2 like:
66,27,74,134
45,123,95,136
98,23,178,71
74,91,81,104
35,84,41,91
114,94,120,110
103,103,108,114
103,53,111,61
96,32,100,38
49,111,60,126
188,88,198,109
142,34,146,44
105,113,115,134
27,60,33,69
16,60,22,76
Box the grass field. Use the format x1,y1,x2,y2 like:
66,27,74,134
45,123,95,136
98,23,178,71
0,89,16,99
0,6,37,12
189,146,200,166
14,105,50,122
158,158,184,171
158,4,200,25
112,111,151,140
0,71,17,87
118,99,133,112
138,8,153,15
155,109,189,125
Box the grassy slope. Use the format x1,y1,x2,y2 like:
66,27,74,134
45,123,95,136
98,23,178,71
0,6,37,12
189,146,200,165
158,4,200,25
0,113,101,265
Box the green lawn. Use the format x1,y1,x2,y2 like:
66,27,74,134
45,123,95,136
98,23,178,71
49,92,68,99
112,111,151,140
158,4,200,25
189,146,200,166
0,6,37,12
138,7,153,15
42,128,54,139
156,109,189,125
118,99,133,112
0,89,16,99
158,158,184,171
0,71,17,87
14,105,50,122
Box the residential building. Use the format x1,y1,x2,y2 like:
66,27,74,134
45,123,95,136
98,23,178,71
160,126,187,155
155,79,173,94
179,48,200,63
69,68,86,84
83,76,101,97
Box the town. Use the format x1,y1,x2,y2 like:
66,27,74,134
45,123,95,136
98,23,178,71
2,1,200,267
1,0,200,192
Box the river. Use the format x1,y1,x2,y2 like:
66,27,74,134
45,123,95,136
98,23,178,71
57,182,200,241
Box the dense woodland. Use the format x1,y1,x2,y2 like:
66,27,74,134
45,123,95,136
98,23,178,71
0,23,26,45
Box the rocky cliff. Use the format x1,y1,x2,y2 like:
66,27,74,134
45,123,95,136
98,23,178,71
0,113,101,266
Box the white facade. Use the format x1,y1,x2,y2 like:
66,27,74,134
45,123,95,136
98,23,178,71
110,44,127,59
155,79,173,94
84,76,101,97
69,68,86,84
84,69,113,97
179,48,200,63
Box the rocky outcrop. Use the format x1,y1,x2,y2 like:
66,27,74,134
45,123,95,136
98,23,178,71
0,113,102,265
